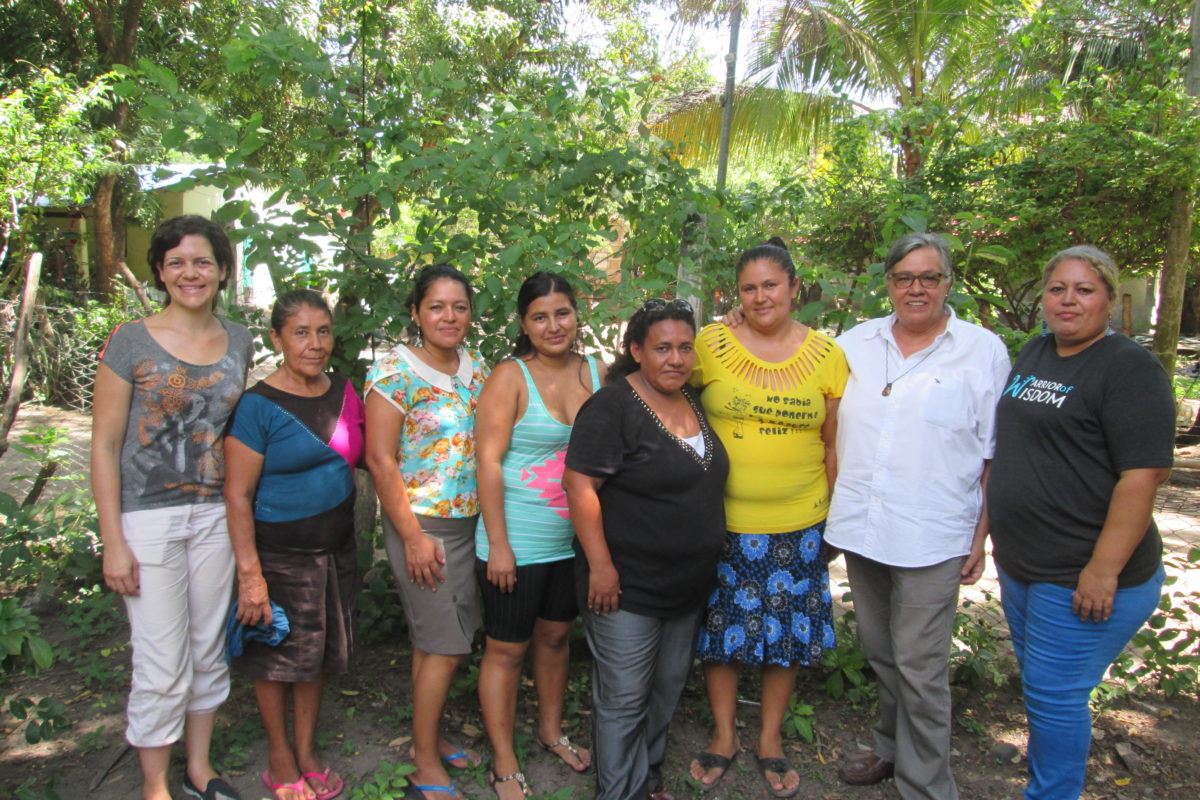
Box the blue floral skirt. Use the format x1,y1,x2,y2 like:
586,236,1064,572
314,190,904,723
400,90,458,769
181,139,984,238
696,525,835,667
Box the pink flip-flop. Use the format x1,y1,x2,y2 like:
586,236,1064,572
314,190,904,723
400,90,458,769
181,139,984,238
262,770,313,800
304,767,344,800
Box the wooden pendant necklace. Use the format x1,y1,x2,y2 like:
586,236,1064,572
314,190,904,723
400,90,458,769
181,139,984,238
882,336,944,396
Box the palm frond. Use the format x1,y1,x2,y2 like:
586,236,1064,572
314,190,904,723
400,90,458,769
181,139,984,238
750,0,898,96
650,84,856,168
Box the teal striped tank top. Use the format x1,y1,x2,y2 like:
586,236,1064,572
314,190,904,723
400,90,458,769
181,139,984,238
476,355,600,565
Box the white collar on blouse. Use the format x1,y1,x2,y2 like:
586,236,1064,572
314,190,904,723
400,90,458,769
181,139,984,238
394,344,476,392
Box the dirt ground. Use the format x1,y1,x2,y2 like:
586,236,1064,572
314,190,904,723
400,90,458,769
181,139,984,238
2,405,1199,800
2,614,1198,800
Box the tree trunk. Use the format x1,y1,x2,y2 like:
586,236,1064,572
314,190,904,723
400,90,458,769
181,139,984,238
0,253,44,460
90,173,118,295
899,127,923,178
1150,0,1200,375
715,2,741,193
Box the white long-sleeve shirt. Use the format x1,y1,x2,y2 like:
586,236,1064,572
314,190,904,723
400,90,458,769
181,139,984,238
824,308,1011,568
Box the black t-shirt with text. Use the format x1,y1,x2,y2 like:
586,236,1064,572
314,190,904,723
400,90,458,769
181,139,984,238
566,381,730,618
988,334,1175,587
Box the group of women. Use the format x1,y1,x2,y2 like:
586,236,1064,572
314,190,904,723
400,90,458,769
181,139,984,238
93,214,1176,800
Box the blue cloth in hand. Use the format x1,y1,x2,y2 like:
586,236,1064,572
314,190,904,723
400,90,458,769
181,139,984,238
225,601,290,665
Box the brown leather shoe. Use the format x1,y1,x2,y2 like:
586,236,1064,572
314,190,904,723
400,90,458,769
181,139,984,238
839,753,895,785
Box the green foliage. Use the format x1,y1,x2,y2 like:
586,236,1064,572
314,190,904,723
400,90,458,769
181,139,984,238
211,714,259,774
0,599,54,675
348,759,417,800
7,695,68,744
6,775,61,800
1173,372,1200,401
0,67,114,278
449,651,482,700
0,428,101,592
819,613,874,704
356,557,407,643
0,598,64,744
949,600,1012,692
1107,547,1200,698
121,15,730,376
780,696,815,744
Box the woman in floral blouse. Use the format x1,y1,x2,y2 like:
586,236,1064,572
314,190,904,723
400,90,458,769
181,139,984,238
365,264,489,800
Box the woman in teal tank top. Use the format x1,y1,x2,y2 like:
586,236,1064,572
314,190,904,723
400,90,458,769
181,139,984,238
475,273,602,799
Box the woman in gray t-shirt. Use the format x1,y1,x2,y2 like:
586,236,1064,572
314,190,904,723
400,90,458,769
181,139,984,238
91,215,253,800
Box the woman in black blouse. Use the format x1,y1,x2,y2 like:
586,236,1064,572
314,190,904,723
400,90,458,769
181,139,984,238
563,299,730,800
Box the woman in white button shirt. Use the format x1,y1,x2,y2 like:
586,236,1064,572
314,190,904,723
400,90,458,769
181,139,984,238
824,233,1010,800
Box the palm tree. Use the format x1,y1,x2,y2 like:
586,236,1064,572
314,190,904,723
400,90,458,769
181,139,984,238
655,0,1027,177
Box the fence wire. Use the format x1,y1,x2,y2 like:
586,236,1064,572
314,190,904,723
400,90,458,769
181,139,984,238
2,295,142,414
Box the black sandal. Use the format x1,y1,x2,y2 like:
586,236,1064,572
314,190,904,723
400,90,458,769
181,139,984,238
488,769,532,798
756,754,801,799
689,750,738,793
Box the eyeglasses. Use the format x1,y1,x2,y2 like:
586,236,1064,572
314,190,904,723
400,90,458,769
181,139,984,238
641,297,694,314
887,272,947,290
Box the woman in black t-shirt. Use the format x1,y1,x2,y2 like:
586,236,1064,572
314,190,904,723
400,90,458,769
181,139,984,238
564,299,729,800
988,246,1175,800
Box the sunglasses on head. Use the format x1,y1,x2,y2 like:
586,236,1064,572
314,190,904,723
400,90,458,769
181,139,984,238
641,297,694,314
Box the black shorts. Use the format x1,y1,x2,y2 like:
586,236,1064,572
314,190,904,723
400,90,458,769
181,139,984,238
475,557,579,643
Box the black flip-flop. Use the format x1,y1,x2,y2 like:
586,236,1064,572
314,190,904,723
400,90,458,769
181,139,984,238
182,775,242,800
755,755,800,799
689,750,737,793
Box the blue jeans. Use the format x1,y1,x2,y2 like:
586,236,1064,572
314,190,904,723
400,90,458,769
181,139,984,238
999,564,1164,800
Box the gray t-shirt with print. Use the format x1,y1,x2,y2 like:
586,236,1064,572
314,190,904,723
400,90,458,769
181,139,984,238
100,317,254,512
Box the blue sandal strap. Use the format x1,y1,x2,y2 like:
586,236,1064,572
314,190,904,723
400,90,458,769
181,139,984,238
413,782,458,798
442,750,466,763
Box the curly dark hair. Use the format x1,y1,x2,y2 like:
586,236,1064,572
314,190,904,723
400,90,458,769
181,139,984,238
606,298,696,383
146,215,234,303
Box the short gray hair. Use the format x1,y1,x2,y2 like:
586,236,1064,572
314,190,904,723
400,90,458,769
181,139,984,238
1041,245,1119,298
883,232,954,280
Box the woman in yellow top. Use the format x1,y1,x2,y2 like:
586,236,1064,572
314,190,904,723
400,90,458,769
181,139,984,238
688,238,848,799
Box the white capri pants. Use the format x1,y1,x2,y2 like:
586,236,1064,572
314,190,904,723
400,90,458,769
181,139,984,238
120,502,235,748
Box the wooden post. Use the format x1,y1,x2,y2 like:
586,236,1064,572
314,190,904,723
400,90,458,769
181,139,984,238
1122,293,1133,336
0,252,44,460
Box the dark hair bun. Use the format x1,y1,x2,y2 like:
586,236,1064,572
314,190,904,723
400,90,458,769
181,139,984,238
765,236,788,251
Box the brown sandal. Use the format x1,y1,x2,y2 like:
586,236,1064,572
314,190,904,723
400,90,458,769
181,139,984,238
489,769,532,798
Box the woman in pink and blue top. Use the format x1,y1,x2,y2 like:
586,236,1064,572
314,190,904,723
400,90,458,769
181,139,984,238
474,272,599,799
364,264,489,800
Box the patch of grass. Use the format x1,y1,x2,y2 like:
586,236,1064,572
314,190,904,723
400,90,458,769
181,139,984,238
211,714,259,773
347,759,416,799
1174,371,1200,401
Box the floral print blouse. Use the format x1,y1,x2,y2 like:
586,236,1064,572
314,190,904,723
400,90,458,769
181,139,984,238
365,344,488,518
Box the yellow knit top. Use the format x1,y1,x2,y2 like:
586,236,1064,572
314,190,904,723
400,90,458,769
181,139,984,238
692,323,848,533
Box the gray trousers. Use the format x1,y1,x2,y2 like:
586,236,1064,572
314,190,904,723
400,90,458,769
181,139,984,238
583,607,701,800
845,552,964,800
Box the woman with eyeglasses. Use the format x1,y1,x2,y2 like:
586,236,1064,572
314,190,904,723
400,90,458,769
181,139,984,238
988,246,1174,800
474,272,598,798
688,238,848,799
824,233,1010,800
563,298,729,800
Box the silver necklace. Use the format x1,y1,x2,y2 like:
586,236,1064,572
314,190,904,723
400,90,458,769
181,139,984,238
882,336,944,396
